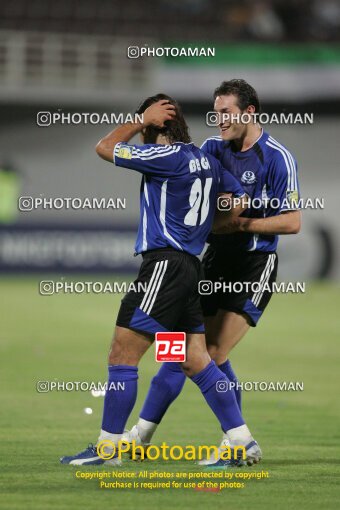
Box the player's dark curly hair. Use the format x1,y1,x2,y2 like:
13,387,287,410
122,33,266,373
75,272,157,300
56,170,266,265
213,79,261,113
135,93,191,144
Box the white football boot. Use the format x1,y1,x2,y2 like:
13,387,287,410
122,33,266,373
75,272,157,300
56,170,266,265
197,436,231,466
121,425,151,460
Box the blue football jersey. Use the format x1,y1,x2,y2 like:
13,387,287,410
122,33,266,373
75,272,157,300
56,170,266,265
201,130,300,252
113,141,245,256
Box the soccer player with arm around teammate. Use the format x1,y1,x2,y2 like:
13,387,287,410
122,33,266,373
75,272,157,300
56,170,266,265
125,81,301,467
60,94,260,466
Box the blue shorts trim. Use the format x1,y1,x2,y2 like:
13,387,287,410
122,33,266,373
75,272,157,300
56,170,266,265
242,299,262,326
129,308,168,334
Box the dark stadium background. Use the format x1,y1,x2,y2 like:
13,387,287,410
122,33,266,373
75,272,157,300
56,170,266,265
1,2,339,510
0,0,339,279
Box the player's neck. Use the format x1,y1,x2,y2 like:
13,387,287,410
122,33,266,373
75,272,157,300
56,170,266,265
233,124,262,152
155,134,171,145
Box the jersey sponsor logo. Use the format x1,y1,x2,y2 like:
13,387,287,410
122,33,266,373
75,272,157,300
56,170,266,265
155,332,186,362
118,146,132,159
286,190,299,206
241,170,256,184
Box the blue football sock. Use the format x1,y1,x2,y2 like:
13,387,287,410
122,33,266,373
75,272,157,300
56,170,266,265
218,360,242,411
101,365,138,434
191,360,244,432
140,363,186,424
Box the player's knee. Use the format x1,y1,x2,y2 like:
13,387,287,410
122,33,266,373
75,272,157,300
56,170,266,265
108,341,123,364
207,344,218,360
108,337,133,365
181,361,195,377
207,342,232,365
181,353,211,377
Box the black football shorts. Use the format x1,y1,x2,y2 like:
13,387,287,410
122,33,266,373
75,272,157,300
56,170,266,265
201,246,278,326
116,248,205,336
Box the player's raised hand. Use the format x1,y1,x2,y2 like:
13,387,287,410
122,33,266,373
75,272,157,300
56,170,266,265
142,100,176,128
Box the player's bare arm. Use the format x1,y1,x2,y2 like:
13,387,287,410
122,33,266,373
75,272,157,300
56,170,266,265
216,209,301,235
96,100,176,162
212,193,249,233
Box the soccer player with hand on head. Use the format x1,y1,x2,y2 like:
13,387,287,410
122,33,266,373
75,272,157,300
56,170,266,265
60,94,261,466
125,81,301,467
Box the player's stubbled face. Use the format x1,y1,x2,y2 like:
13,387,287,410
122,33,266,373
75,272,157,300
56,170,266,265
214,95,248,141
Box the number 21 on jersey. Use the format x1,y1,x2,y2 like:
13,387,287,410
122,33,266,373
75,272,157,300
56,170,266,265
184,177,213,226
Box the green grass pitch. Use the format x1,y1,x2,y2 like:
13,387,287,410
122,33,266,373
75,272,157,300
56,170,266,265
1,277,340,510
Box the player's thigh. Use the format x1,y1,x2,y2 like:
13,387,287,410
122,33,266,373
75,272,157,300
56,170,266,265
181,333,211,377
108,326,153,365
200,245,221,318
116,251,186,337
176,256,206,335
205,310,251,364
